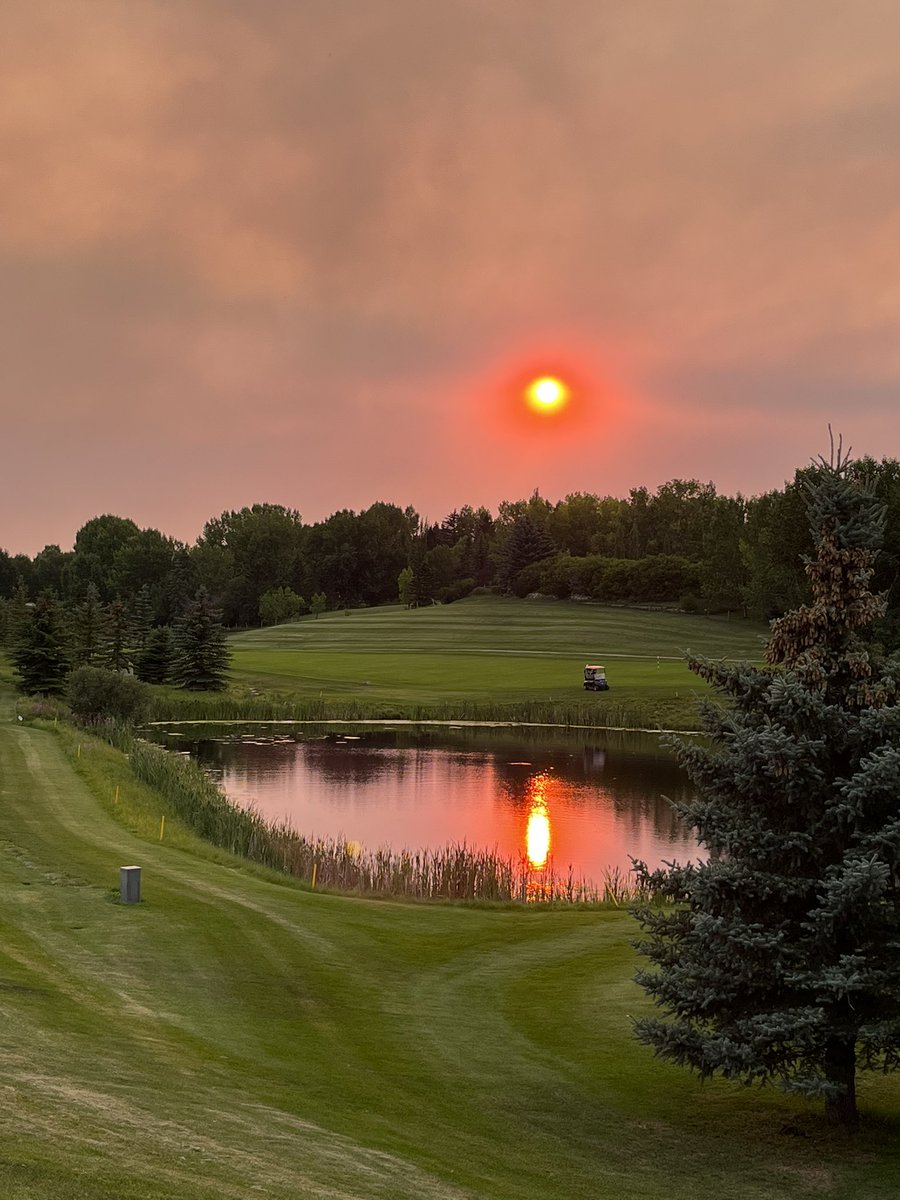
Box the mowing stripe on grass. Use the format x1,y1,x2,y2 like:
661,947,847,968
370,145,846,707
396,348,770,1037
3,690,900,1198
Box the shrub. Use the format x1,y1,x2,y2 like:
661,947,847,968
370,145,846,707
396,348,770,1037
67,666,150,725
439,577,476,604
509,561,546,598
627,555,701,602
538,553,574,599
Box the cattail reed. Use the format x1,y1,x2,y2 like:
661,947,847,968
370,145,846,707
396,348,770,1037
123,735,650,904
147,692,672,733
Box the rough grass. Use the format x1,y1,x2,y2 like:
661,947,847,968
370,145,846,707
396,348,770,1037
1,683,900,1198
157,597,771,730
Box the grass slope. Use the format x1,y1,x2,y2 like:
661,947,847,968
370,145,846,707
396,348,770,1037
1,689,899,1197
219,597,770,728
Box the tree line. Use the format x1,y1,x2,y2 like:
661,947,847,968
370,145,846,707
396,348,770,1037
1,457,898,659
5,585,229,697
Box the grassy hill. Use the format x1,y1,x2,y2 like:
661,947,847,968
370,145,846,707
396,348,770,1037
2,690,900,1197
213,596,770,730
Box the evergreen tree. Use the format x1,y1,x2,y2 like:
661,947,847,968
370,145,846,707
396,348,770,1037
105,599,131,672
7,580,31,649
497,515,555,591
171,589,229,691
633,445,900,1128
0,549,18,601
11,594,70,695
131,583,155,654
135,625,174,685
470,506,495,585
70,583,109,666
405,538,436,606
161,546,199,624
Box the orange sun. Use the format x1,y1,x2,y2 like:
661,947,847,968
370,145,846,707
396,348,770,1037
525,375,569,414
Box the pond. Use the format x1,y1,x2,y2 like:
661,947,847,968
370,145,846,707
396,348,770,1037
151,724,702,889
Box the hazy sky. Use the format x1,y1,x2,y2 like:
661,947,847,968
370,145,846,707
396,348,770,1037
3,0,899,555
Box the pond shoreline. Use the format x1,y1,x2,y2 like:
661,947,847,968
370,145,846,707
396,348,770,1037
151,720,701,887
148,717,702,735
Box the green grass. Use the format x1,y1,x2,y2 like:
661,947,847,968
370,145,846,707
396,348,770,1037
232,596,766,657
2,684,900,1197
172,596,771,731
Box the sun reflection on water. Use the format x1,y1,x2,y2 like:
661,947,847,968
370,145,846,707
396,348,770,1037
525,774,552,870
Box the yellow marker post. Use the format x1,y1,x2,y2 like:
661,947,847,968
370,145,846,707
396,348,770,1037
159,815,166,841
114,785,120,804
311,862,317,890
77,744,81,759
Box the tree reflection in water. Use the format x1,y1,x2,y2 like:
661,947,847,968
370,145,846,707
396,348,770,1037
151,724,702,883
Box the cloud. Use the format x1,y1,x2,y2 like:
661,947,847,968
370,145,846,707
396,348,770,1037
2,1,899,552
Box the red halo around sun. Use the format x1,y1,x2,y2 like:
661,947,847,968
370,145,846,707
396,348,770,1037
453,338,629,453
499,355,591,434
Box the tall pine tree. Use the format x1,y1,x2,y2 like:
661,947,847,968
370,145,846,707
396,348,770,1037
70,583,109,667
497,515,555,592
135,625,174,684
12,594,70,695
633,443,900,1128
131,583,155,655
171,589,229,691
105,599,131,672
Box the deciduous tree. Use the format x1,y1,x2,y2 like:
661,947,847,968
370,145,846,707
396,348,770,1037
259,587,305,626
397,567,414,608
310,592,327,620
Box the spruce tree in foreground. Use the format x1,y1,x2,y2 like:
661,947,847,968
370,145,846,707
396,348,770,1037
633,445,900,1128
171,589,229,691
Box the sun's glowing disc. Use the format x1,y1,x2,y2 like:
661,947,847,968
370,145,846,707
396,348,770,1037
525,375,569,413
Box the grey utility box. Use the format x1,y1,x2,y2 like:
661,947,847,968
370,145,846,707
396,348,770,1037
120,866,142,904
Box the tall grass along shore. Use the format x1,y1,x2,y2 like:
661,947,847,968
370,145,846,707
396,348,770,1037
66,719,648,904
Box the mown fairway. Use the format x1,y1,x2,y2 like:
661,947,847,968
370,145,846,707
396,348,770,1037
227,597,769,727
2,687,900,1198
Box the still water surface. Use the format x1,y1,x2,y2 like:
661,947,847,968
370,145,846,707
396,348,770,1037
154,725,701,886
